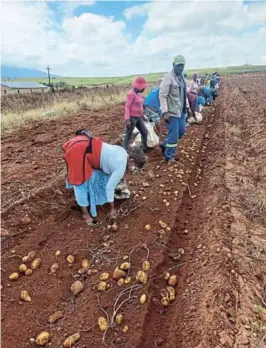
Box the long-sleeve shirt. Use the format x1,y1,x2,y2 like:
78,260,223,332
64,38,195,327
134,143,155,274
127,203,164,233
159,69,187,117
100,143,128,202
144,88,162,115
124,89,144,120
198,86,213,104
188,79,199,94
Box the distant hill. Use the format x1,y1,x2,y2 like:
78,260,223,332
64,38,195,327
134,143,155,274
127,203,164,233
1,65,59,79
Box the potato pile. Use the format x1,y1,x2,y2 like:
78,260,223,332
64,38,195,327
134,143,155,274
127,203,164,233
9,250,41,281
160,272,178,307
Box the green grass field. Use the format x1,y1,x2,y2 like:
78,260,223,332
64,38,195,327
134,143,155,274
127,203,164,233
9,64,266,87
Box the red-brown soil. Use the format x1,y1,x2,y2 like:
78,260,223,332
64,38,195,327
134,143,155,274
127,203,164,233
1,75,266,348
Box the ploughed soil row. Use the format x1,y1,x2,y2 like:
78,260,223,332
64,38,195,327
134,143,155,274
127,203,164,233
1,75,266,348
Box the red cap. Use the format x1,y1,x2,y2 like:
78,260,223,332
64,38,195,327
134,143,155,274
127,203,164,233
133,76,148,90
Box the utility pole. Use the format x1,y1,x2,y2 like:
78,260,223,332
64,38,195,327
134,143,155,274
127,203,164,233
46,65,51,86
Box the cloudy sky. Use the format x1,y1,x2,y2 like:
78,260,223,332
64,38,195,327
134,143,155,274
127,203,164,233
1,0,266,76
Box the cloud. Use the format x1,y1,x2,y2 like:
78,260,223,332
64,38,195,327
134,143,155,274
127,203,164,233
123,3,150,20
1,0,266,77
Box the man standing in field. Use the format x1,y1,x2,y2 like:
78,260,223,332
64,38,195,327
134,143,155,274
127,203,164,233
159,55,187,162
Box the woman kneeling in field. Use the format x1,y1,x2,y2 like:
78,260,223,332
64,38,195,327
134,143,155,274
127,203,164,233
63,129,146,226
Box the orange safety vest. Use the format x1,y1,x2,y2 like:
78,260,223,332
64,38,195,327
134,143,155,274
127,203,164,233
62,135,103,185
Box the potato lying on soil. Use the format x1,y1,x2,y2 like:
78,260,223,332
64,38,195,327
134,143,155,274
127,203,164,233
100,272,110,281
28,251,37,259
161,297,170,307
167,286,176,302
117,278,125,286
48,310,64,324
22,256,30,263
168,275,177,287
50,263,59,274
159,221,167,229
19,264,27,273
98,317,108,332
136,271,147,284
55,250,61,256
66,255,75,264
81,259,89,269
142,261,151,271
140,294,147,304
125,277,131,284
112,267,126,280
25,269,33,276
164,272,170,280
36,331,50,346
120,262,130,270
63,332,80,347
145,224,151,231
78,268,87,275
115,313,124,325
9,272,19,280
123,325,129,333
20,290,31,302
111,223,118,232
98,281,107,291
31,258,41,270
71,280,84,295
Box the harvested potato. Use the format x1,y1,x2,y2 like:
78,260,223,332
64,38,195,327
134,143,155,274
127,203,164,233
66,255,75,264
117,278,125,286
120,262,130,270
20,290,31,302
31,258,41,270
136,270,147,284
87,269,98,276
112,267,126,280
115,313,124,325
9,272,19,280
48,310,64,324
140,294,147,305
25,269,33,276
124,277,131,284
22,255,30,263
19,264,27,273
55,250,61,256
161,297,170,307
122,255,129,260
71,280,84,295
159,221,167,229
164,272,170,280
111,223,118,232
28,251,37,259
81,259,89,269
167,286,176,302
145,224,151,231
123,325,129,333
63,332,80,347
100,272,110,281
98,317,108,332
98,281,107,291
166,227,171,232
36,331,50,346
142,261,151,272
50,263,59,274
78,268,87,275
168,275,177,287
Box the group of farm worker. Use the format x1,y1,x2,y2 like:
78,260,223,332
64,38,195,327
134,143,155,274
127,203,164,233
63,55,220,226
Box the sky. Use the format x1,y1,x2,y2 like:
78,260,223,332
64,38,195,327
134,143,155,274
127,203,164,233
1,0,266,77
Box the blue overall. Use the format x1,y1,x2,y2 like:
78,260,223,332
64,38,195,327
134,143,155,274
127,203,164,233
162,113,186,160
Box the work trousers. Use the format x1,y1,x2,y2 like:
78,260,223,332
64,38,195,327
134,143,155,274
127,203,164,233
123,116,148,151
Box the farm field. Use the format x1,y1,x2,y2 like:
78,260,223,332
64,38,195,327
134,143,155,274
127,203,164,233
1,74,266,348
8,64,266,87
